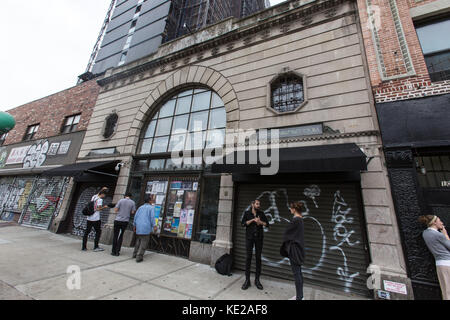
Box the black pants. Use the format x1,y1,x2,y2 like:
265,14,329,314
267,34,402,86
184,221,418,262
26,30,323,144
112,221,128,254
290,261,304,300
82,220,101,249
245,237,263,280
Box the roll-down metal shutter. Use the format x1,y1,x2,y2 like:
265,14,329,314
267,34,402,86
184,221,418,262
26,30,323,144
233,182,369,296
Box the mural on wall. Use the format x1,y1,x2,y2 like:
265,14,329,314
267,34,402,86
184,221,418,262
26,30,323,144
23,140,49,169
240,184,366,293
71,186,113,238
20,177,68,229
0,177,68,228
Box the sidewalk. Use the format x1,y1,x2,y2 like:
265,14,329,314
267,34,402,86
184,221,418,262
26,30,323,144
0,223,369,300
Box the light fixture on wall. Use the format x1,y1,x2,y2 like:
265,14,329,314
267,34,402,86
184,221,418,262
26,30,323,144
415,158,427,175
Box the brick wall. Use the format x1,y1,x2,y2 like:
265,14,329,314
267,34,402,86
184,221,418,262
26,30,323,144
4,79,100,145
357,0,450,103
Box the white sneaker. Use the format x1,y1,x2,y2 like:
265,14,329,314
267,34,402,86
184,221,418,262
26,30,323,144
289,296,296,300
93,247,104,252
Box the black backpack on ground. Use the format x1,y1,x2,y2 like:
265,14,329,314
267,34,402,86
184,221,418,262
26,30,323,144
82,200,95,216
215,253,233,276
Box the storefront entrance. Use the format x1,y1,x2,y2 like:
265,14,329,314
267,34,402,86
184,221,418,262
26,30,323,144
232,181,370,296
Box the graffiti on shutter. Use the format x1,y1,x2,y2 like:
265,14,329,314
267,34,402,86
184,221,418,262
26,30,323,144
234,183,368,295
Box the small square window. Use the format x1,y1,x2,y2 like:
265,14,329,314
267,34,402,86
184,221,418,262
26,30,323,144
61,114,81,134
23,124,39,141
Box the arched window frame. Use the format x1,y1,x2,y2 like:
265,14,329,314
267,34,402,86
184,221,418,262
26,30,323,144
136,86,227,171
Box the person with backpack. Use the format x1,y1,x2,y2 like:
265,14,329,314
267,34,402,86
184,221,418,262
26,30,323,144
280,201,306,300
241,199,269,290
133,195,157,262
82,189,109,252
111,192,136,256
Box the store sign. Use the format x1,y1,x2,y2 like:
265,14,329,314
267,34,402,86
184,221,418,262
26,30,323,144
278,124,323,139
383,280,407,295
6,146,30,164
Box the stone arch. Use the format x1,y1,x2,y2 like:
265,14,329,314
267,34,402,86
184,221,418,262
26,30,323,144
125,65,239,154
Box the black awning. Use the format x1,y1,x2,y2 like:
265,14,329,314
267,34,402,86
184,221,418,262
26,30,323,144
211,143,367,174
42,160,120,177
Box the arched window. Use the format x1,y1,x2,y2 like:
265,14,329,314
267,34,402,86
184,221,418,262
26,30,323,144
138,88,226,170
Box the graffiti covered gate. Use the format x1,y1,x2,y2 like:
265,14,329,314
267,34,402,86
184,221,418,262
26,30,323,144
232,182,370,296
19,177,69,229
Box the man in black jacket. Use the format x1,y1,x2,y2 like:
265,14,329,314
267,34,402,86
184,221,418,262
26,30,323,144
241,199,269,290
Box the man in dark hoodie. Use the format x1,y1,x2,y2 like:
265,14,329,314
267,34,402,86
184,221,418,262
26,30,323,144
241,199,269,290
280,201,306,300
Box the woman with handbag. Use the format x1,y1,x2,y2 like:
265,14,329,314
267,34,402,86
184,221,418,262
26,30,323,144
280,201,306,300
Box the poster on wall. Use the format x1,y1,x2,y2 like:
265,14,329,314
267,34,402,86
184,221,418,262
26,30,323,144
181,181,192,190
57,141,71,154
192,182,198,191
187,210,195,225
154,205,161,220
47,143,60,156
171,217,180,233
180,209,188,224
173,202,182,217
163,217,173,232
178,223,186,238
184,191,197,210
149,181,153,194
170,181,182,190
185,224,193,239
155,195,165,205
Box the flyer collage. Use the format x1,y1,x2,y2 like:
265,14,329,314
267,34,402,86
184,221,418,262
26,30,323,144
146,179,198,239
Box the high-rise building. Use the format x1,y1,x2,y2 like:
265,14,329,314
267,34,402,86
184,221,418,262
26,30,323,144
89,0,267,75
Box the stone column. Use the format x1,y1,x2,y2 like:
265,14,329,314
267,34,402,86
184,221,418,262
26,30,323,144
50,177,75,233
211,174,234,266
361,144,414,300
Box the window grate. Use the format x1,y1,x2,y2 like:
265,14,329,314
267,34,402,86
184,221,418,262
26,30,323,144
271,74,304,113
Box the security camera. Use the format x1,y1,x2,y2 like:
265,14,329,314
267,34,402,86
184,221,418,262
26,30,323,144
115,162,124,172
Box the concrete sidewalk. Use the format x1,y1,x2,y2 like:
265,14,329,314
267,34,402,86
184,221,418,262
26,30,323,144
0,223,368,300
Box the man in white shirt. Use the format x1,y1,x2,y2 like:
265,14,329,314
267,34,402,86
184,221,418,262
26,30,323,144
82,189,109,251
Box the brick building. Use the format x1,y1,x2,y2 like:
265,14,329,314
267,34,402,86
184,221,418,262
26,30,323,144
357,0,450,299
0,80,103,231
51,0,413,300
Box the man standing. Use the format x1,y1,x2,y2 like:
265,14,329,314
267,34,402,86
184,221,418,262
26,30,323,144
82,189,109,252
241,199,269,290
111,192,136,256
133,195,157,263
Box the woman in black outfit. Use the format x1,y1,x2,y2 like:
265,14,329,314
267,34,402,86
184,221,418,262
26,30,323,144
280,201,306,300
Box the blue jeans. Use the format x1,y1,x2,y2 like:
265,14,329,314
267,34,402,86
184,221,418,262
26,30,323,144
290,261,303,300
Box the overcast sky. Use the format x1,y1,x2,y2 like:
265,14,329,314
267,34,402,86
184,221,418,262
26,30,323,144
0,0,287,113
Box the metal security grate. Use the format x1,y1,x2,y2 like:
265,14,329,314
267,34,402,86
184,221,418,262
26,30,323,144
271,74,304,113
232,182,370,296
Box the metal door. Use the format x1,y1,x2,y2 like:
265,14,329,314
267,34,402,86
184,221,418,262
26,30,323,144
233,182,370,296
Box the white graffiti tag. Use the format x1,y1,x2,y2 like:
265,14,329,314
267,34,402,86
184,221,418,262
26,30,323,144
23,140,49,169
329,190,360,292
304,185,321,208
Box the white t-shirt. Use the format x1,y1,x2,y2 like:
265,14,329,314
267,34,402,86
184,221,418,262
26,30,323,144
87,194,102,222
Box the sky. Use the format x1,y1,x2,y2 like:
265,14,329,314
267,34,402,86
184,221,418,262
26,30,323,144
0,0,287,113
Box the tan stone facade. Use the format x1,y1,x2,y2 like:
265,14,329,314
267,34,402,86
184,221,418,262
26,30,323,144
70,0,410,298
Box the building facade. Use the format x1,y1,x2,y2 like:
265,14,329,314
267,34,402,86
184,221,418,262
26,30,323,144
54,0,415,299
0,80,101,231
91,0,267,75
357,0,450,299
